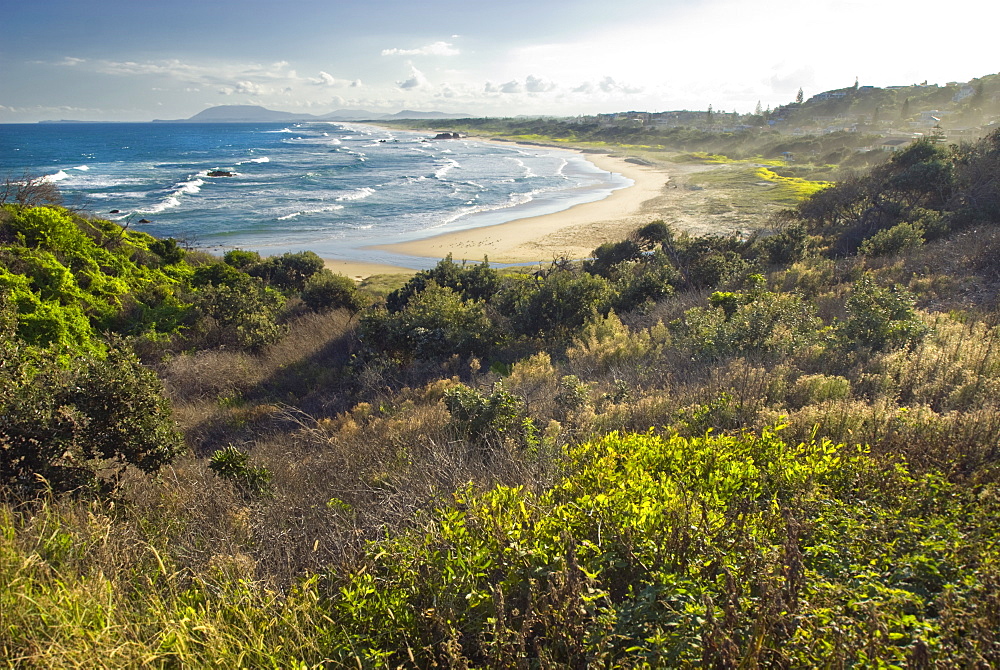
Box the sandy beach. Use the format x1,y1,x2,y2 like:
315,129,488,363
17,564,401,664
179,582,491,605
326,139,728,278
322,258,416,281
374,149,670,267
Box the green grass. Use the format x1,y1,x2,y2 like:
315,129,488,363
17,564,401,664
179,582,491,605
356,272,413,299
688,164,830,209
754,166,832,202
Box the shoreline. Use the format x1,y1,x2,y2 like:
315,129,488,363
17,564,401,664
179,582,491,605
370,143,671,266
320,130,731,280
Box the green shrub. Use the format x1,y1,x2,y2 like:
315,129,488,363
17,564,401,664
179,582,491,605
838,278,927,351
586,239,643,277
148,237,185,265
191,262,249,288
364,282,496,359
513,269,612,340
208,446,273,499
0,340,184,497
245,251,326,292
329,428,998,666
634,220,673,248
300,269,364,313
859,220,924,256
190,279,286,352
386,255,502,311
223,248,262,269
676,290,822,359
443,382,528,447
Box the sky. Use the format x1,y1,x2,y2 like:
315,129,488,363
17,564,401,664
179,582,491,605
1,0,998,123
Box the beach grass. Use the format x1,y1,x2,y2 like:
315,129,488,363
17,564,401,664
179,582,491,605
688,163,831,211
357,273,413,298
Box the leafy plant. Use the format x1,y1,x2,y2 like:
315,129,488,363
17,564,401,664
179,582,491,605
208,446,273,499
0,336,184,497
838,278,927,351
300,269,365,313
443,382,528,448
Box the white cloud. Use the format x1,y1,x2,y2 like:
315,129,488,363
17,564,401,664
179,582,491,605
598,77,642,94
61,57,85,66
381,41,460,57
320,74,361,88
397,65,428,90
525,75,556,93
499,80,522,94
234,80,267,95
318,71,335,85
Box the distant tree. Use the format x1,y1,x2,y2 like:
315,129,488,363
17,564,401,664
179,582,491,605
900,98,911,120
796,88,804,105
706,105,714,125
853,77,859,91
755,100,763,116
585,239,642,277
973,82,985,105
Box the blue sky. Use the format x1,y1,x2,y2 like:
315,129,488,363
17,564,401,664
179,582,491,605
2,0,997,122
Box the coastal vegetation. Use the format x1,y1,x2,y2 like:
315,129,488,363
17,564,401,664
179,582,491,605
3,129,1000,666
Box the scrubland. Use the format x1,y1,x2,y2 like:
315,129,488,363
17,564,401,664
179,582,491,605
3,132,1000,667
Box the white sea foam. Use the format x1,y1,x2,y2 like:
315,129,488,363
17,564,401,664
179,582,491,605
435,190,536,228
507,157,536,178
335,187,376,202
237,156,270,165
139,194,182,215
41,170,71,183
434,159,460,180
177,179,204,195
135,172,210,215
277,204,345,221
73,165,90,171
265,128,295,133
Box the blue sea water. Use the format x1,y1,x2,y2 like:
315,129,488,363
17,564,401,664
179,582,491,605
0,122,631,269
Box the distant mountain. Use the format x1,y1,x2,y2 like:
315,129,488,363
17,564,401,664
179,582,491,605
152,105,319,123
151,105,470,124
387,110,472,120
318,109,390,121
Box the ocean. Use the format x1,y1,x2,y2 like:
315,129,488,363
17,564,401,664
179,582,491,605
0,122,631,269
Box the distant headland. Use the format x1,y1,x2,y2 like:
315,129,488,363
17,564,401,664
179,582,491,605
149,105,472,124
